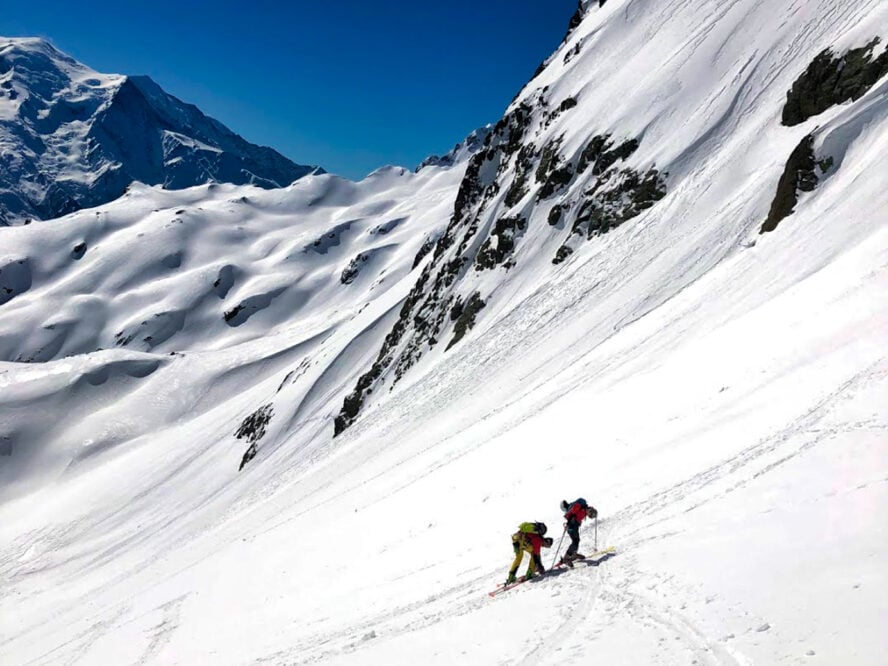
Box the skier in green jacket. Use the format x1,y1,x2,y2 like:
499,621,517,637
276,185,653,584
505,522,553,585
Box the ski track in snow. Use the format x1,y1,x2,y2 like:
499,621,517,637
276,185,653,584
515,363,887,666
248,360,885,665
610,361,887,543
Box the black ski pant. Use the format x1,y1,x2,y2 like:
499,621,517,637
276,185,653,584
565,520,581,558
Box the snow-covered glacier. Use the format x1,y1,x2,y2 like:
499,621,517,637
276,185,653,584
0,37,321,226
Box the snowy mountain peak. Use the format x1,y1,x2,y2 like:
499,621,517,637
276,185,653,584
0,37,322,225
1,36,87,72
0,37,119,120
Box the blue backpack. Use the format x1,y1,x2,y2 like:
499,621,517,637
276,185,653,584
561,498,588,512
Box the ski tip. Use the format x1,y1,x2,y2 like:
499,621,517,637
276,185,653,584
587,546,616,558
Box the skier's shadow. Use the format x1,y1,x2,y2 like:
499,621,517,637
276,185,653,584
541,551,618,579
576,551,617,566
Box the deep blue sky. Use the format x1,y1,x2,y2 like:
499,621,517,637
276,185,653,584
5,0,577,179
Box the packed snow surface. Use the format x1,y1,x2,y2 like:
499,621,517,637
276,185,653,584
1,0,887,664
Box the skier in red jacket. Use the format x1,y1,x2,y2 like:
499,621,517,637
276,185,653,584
505,522,554,585
558,498,597,567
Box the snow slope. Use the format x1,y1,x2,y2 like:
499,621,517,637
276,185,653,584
0,162,466,501
1,1,887,664
0,38,320,225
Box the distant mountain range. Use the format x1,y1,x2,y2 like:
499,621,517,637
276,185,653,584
0,37,322,225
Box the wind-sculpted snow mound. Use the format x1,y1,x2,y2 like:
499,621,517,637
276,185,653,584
0,164,466,499
0,351,164,497
0,169,462,363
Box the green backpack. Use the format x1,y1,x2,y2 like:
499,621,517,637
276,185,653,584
518,521,547,536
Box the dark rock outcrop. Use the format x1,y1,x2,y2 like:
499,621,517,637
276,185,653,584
553,135,667,262
475,216,527,270
782,38,888,126
761,134,832,233
334,102,538,435
236,404,274,471
341,253,369,285
446,293,486,350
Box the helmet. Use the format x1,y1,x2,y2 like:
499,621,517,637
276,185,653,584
560,499,569,512
543,537,554,547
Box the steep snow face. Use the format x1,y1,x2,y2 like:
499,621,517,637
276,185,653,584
333,0,888,433
0,38,321,225
1,2,887,665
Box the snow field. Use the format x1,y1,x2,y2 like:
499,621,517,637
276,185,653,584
1,0,887,663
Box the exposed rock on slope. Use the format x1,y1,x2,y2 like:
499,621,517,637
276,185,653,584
334,83,672,435
782,37,888,126
761,134,832,233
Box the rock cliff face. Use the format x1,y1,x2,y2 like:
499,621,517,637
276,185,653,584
332,37,680,434
0,37,321,225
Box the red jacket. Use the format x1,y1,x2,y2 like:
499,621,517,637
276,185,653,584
565,502,587,525
515,532,545,554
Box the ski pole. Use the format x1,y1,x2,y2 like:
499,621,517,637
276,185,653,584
594,515,598,551
551,526,566,569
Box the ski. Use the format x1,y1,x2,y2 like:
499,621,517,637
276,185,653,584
488,575,537,597
490,572,544,594
488,546,616,597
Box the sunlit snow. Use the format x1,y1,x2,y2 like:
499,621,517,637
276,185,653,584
1,0,886,664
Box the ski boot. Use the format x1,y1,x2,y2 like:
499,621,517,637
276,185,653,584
505,572,517,586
